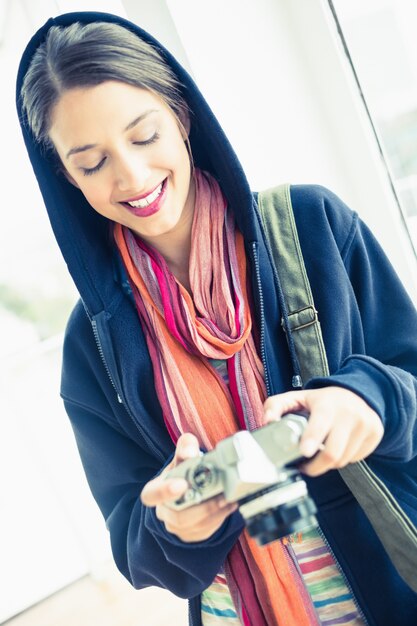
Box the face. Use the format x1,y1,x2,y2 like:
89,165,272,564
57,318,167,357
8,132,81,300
48,81,195,245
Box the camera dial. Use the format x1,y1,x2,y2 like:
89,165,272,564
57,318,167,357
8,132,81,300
190,462,219,492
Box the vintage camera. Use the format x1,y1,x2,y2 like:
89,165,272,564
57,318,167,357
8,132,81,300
165,413,318,545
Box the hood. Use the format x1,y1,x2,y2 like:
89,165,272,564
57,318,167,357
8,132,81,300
16,11,260,316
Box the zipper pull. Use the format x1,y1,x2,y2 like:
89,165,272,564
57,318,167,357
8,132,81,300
292,375,303,388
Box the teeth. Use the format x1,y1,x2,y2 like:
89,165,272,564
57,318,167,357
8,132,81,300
127,182,163,208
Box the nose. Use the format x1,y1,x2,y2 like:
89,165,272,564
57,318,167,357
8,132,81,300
115,151,151,194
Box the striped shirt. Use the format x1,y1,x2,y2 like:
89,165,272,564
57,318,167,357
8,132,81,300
201,359,367,625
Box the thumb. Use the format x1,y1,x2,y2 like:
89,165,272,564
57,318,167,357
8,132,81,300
263,390,309,423
174,433,201,465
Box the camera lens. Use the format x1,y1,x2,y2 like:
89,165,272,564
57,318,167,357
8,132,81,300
246,496,317,545
238,473,317,545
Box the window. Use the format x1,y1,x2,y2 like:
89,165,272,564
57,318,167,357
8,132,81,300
330,0,417,248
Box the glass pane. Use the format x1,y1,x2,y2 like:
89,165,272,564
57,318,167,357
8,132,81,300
331,0,417,247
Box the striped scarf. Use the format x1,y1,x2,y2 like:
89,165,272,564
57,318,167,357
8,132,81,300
114,169,318,626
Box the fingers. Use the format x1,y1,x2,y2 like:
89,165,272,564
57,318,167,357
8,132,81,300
299,408,333,459
156,494,231,527
264,390,332,457
141,433,200,507
300,430,377,476
156,495,238,542
140,475,188,507
264,387,384,477
141,431,239,542
173,433,201,465
264,391,308,423
299,422,357,476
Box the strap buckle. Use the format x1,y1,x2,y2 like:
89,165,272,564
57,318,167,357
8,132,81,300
282,306,318,332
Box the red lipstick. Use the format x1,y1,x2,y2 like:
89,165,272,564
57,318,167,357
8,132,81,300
121,178,167,218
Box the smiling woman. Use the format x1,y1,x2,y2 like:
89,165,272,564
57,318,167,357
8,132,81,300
16,10,417,626
21,21,195,283
48,83,195,273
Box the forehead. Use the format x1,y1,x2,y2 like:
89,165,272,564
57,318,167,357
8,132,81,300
48,81,170,150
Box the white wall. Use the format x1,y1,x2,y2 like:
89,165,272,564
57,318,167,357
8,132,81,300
166,0,417,301
0,341,111,622
0,0,125,621
122,0,191,70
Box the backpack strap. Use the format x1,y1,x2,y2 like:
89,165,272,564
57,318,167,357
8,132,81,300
257,184,329,385
257,183,417,593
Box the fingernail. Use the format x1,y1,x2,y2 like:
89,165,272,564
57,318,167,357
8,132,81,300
265,409,280,422
300,438,318,458
169,479,187,495
181,446,199,458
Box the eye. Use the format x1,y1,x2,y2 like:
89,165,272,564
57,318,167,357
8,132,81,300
133,131,160,146
82,158,106,176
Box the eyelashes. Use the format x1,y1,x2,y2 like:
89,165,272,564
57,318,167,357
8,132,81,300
82,158,105,177
81,132,160,176
133,132,160,146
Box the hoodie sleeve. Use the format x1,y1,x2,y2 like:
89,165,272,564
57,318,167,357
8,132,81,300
61,303,243,598
304,195,417,462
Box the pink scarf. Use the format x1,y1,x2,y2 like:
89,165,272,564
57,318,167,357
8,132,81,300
114,169,318,626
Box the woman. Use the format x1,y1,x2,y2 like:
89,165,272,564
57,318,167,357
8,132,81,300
16,10,417,626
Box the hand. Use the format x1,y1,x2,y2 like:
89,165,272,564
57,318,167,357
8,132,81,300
140,433,238,542
263,386,384,477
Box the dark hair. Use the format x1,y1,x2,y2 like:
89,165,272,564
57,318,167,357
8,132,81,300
20,21,190,149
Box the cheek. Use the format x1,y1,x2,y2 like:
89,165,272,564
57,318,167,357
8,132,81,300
172,147,192,194
80,184,113,215
161,136,190,171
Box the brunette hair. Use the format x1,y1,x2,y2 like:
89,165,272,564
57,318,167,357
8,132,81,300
20,21,191,150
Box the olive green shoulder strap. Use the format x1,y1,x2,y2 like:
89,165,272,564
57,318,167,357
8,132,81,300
257,183,417,593
257,184,329,385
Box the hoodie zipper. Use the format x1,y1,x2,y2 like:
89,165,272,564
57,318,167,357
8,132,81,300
316,525,369,624
189,595,202,626
91,318,123,403
91,317,165,463
250,242,271,397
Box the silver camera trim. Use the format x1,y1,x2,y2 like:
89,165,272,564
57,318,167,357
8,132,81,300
166,414,309,509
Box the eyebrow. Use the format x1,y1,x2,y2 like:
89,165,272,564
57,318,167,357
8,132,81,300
65,109,158,159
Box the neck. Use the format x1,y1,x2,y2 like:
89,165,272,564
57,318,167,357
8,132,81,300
162,238,193,292
137,177,196,292
153,220,192,270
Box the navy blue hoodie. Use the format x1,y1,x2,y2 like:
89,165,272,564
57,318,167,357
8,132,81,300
16,11,417,626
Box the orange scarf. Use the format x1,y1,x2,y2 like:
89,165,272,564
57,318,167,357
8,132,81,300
114,169,318,626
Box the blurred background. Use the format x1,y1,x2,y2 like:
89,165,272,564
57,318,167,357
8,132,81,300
1,0,417,624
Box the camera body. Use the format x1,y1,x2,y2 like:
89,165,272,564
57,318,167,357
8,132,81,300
165,413,318,545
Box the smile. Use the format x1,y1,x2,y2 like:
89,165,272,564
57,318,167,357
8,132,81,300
121,178,168,217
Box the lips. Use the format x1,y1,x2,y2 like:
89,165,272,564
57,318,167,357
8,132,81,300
121,178,168,217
